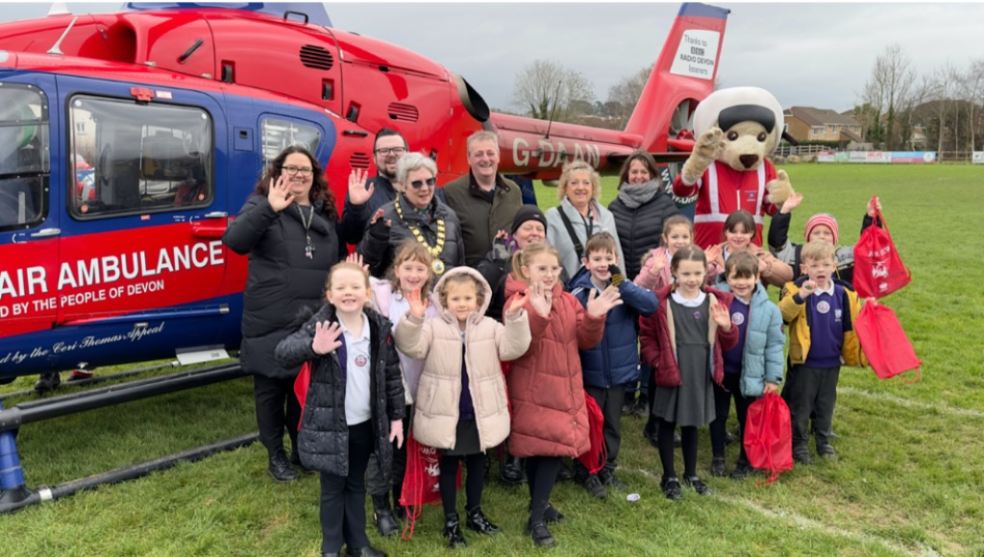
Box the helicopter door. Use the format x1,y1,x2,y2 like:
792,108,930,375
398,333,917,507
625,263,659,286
56,76,230,334
0,80,58,344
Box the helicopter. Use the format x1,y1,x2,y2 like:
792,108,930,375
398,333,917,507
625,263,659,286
0,1,728,383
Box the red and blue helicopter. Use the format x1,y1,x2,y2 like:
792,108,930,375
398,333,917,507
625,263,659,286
0,2,728,383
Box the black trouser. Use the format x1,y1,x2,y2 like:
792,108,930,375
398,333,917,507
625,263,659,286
439,452,486,518
782,364,840,453
253,374,300,456
320,421,374,554
367,405,411,509
710,373,753,463
525,456,562,523
580,385,625,475
657,419,698,480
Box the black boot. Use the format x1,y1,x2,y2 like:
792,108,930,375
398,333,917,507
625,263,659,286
372,495,399,537
34,372,61,393
526,518,556,547
465,507,499,535
267,449,298,482
500,455,524,485
443,513,467,548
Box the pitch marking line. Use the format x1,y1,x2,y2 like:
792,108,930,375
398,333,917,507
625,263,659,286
623,467,939,557
839,386,984,419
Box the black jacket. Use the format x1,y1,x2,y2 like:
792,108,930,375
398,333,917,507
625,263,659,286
222,194,366,378
474,237,514,322
275,305,405,477
357,194,465,278
608,185,680,280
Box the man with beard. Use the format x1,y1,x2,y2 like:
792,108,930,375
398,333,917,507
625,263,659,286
345,128,407,219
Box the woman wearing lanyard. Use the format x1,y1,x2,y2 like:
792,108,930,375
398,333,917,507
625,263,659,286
545,160,624,280
223,145,370,482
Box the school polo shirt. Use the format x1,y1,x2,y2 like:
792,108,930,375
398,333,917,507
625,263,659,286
803,283,844,369
342,314,373,425
723,296,750,375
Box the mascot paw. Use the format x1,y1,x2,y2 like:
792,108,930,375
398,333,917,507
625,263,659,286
682,127,723,184
766,169,793,205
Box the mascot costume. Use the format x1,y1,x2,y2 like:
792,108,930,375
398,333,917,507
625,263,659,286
673,87,793,248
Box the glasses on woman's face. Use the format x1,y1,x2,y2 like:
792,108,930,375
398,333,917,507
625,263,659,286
409,177,436,190
282,165,314,177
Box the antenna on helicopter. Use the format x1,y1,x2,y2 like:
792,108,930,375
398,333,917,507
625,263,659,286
543,80,564,141
47,2,71,16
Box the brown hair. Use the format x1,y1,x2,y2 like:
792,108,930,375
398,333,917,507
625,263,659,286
584,232,619,259
617,150,659,188
662,215,694,242
670,245,707,274
801,240,836,263
438,273,486,311
254,145,337,221
510,241,561,283
724,210,756,235
725,250,759,279
387,239,435,297
557,160,601,201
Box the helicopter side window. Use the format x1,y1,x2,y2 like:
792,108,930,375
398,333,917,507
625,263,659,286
69,96,213,219
260,117,321,166
0,86,49,231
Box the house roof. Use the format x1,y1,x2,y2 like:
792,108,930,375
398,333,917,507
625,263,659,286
785,106,860,127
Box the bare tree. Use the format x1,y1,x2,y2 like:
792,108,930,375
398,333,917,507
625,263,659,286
967,58,984,152
513,60,595,122
606,67,650,127
861,44,914,149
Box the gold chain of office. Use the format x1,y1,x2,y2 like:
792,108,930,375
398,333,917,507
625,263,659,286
393,196,447,274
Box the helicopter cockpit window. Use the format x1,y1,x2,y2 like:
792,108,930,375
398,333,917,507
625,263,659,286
69,96,213,219
260,117,321,165
0,86,49,232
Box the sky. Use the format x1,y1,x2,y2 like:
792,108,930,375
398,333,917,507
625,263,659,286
2,2,983,113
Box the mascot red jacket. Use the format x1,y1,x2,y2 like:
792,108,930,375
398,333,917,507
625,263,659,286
673,87,793,248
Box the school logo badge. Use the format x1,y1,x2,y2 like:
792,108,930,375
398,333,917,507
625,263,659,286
816,300,831,314
355,354,369,367
731,312,745,326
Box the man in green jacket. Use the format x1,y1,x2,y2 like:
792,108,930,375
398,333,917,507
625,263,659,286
442,131,523,266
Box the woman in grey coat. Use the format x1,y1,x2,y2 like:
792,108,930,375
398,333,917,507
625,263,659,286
223,145,370,482
544,160,623,279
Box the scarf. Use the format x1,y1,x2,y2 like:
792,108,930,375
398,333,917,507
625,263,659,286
616,179,664,209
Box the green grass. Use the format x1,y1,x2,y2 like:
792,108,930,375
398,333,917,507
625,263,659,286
3,164,984,556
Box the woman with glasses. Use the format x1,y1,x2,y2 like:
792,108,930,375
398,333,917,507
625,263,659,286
223,145,373,482
359,152,464,279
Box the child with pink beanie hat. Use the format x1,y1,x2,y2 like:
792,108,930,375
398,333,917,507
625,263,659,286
767,194,881,286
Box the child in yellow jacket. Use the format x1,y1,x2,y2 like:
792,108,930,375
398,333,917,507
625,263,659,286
780,241,867,464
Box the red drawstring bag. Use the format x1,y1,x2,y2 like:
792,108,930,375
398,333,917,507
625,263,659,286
399,429,459,540
294,361,313,431
577,393,608,475
853,199,911,299
855,301,922,381
743,392,793,484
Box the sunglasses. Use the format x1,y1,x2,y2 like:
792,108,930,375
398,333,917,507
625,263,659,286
409,177,436,190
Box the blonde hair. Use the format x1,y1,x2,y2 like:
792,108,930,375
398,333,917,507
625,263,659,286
662,215,694,242
326,261,370,290
801,241,836,263
510,241,561,283
438,273,486,310
557,160,601,201
387,239,435,296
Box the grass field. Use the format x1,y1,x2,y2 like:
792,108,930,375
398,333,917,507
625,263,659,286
2,164,983,556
